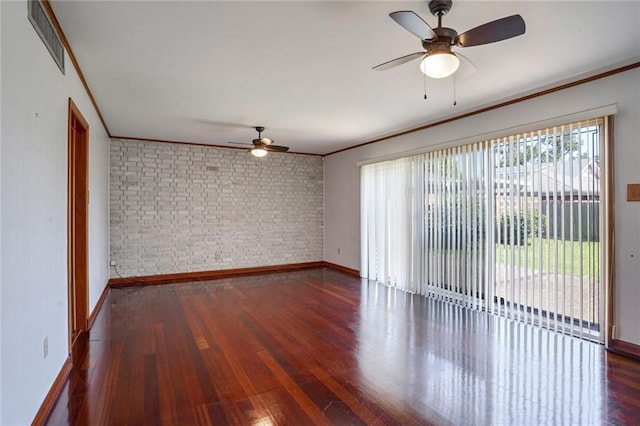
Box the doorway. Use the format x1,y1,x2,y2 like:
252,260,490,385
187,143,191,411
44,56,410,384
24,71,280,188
68,98,89,348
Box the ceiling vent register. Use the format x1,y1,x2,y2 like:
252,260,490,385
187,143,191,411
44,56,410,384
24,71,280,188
28,0,65,74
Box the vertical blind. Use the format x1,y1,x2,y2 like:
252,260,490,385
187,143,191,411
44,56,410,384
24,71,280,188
361,118,605,341
361,157,422,292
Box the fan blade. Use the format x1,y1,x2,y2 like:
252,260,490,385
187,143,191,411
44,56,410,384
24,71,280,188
228,141,252,145
456,15,525,47
265,145,289,152
373,52,425,71
390,11,437,41
253,137,274,145
452,52,477,79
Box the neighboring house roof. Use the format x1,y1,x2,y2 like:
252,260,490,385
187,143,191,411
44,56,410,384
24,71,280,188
495,159,600,196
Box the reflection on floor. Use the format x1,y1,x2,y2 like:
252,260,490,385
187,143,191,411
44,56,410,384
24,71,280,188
46,267,640,425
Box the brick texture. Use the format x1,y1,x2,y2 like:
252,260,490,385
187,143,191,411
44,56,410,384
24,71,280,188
110,139,323,277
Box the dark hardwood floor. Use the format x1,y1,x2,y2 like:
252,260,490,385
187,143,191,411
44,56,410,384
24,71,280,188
46,268,640,425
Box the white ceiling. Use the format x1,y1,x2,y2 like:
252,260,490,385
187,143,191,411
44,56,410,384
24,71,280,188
50,1,640,155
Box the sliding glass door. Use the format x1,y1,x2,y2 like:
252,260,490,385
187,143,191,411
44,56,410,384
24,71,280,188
361,118,606,342
489,118,603,340
422,143,489,311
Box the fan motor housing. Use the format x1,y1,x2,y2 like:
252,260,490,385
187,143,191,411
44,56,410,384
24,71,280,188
423,27,458,49
428,0,452,17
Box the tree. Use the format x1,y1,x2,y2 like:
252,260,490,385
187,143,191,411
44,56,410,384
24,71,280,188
493,130,588,167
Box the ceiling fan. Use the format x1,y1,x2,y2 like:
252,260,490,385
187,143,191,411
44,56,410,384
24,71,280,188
373,0,526,79
229,126,289,157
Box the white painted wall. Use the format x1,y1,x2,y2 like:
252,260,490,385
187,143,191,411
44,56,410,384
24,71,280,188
0,1,110,424
324,68,640,346
87,117,110,312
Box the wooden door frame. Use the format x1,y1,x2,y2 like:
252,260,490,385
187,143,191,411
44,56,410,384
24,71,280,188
605,116,616,347
67,98,89,350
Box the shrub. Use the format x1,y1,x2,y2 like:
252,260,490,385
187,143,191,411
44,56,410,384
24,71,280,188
427,196,487,249
498,210,546,245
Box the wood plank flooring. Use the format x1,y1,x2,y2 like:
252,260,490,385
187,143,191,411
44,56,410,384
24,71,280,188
46,268,640,425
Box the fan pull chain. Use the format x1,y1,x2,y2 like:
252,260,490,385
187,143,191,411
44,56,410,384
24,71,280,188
424,72,428,100
453,78,457,106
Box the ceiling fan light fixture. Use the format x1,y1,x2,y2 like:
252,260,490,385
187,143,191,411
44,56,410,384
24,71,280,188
419,48,460,78
251,147,268,157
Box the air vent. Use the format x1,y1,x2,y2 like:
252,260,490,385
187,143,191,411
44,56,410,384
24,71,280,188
28,0,65,74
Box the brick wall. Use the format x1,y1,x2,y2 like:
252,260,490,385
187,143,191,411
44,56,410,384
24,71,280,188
110,139,323,277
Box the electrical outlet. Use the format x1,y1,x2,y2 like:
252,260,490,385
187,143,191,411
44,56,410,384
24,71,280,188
627,183,640,201
337,248,341,255
43,337,48,359
110,260,116,266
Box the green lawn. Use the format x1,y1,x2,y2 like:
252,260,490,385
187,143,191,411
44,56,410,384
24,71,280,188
495,238,600,278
